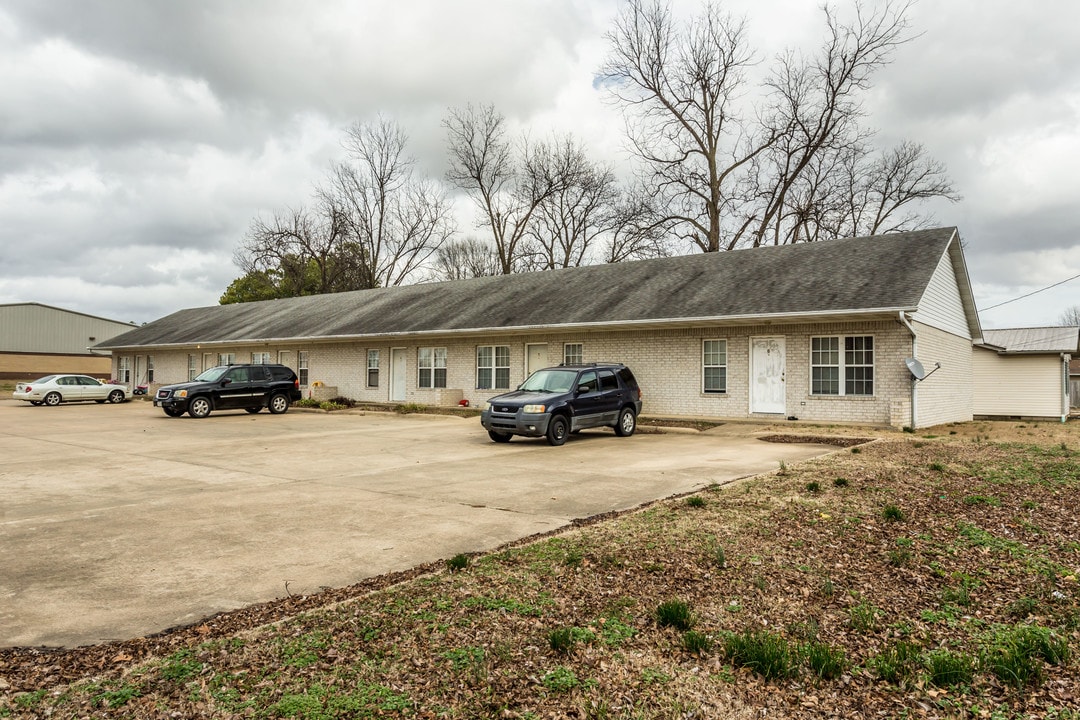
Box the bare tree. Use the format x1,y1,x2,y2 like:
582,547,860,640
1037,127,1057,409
324,117,455,287
431,236,502,281
1060,305,1080,326
601,0,949,251
444,104,582,273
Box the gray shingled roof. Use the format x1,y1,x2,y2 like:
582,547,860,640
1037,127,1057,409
98,227,961,349
980,326,1080,354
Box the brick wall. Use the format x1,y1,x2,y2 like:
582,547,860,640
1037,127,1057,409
124,317,971,426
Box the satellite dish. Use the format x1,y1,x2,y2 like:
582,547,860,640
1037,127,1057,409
904,357,927,381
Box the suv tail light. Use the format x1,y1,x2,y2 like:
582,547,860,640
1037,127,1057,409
294,378,300,390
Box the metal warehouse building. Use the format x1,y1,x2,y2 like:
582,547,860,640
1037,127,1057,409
0,302,138,380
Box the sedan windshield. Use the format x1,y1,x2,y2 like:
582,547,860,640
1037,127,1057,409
519,369,578,393
192,367,229,382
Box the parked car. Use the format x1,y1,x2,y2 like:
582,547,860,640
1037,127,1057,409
13,375,128,405
480,363,643,445
153,364,302,418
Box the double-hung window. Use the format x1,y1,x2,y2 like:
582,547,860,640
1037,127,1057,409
476,346,510,390
564,343,583,365
418,347,447,388
251,352,270,364
187,354,198,381
217,352,236,366
297,351,309,387
703,340,727,393
147,355,155,383
811,336,874,396
367,350,380,387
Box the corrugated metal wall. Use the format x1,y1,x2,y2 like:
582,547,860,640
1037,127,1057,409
0,304,137,355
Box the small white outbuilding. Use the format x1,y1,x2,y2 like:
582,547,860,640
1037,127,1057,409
973,326,1079,422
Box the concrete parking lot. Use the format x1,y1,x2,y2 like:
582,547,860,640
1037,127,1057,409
0,399,841,648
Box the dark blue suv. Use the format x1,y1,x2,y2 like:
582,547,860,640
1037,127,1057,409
480,363,643,445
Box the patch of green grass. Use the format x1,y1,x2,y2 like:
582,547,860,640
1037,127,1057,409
267,681,411,718
160,648,203,683
12,689,48,708
594,612,637,647
805,481,821,493
278,631,330,668
929,462,946,472
963,494,1001,506
548,626,595,653
848,601,880,633
446,553,469,572
882,504,905,522
923,649,976,689
92,684,141,709
685,495,706,508
803,641,846,680
656,599,694,631
833,477,849,487
722,630,798,680
956,522,1024,556
542,666,583,693
869,641,921,684
442,646,485,672
1007,596,1041,619
683,630,712,654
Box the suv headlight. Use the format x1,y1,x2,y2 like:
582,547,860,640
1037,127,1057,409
523,404,546,414
175,389,188,398
481,402,491,412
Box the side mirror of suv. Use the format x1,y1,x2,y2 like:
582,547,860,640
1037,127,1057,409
576,384,590,394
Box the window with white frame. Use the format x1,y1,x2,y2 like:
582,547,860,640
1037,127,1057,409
147,355,155,383
251,352,270,364
217,352,236,366
811,336,874,396
702,339,727,394
476,345,510,389
117,356,131,383
187,354,198,381
367,349,380,387
563,343,583,365
298,351,309,387
418,347,447,388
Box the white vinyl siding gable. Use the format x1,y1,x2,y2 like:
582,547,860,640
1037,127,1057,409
911,244,971,339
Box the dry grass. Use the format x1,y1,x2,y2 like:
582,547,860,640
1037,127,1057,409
2,420,1078,719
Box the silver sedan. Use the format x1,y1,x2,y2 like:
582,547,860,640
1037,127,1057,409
13,375,129,406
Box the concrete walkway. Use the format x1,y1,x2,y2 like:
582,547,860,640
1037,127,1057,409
0,400,840,647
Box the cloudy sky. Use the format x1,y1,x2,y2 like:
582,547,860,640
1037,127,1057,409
1,0,1077,329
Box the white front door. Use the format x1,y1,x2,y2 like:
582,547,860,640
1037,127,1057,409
390,348,407,402
526,343,548,376
750,337,786,414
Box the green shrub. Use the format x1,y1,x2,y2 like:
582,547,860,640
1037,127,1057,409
833,477,849,487
655,599,694,631
722,630,797,680
685,495,706,508
446,553,469,572
805,481,821,493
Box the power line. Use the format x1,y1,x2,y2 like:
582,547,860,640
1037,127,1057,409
979,272,1080,312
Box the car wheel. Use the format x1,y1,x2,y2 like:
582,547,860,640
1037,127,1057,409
546,415,569,446
188,396,212,418
163,406,184,417
107,389,125,404
44,392,62,406
614,407,636,437
268,393,290,414
245,406,262,414
488,430,512,443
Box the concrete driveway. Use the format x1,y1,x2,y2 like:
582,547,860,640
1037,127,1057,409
0,399,839,648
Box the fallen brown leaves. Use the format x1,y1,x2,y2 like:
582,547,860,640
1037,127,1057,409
2,419,1078,719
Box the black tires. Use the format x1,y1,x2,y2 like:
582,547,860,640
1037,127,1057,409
488,430,512,443
163,406,185,417
245,406,262,414
107,389,125,404
546,414,569,446
614,407,637,437
44,392,62,406
188,396,212,418
268,393,290,414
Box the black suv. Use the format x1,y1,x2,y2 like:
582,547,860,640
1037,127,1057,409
154,364,302,418
480,363,643,445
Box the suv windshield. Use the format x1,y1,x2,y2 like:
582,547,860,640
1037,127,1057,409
192,367,229,382
519,368,578,393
